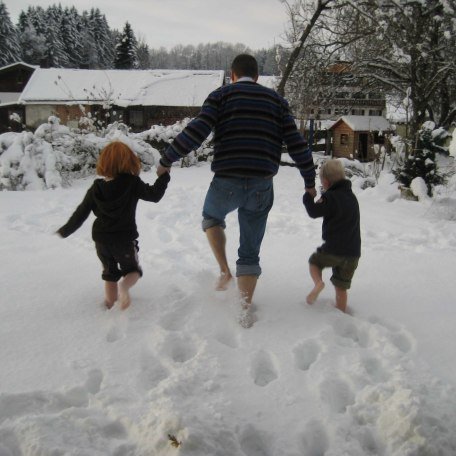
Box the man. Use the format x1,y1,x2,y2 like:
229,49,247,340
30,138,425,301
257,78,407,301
157,54,316,327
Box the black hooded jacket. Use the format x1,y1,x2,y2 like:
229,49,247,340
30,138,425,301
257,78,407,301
58,172,170,244
303,179,361,258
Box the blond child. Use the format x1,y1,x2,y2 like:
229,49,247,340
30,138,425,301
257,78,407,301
57,141,170,310
303,159,361,312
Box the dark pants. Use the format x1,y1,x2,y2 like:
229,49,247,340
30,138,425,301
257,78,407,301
95,240,143,282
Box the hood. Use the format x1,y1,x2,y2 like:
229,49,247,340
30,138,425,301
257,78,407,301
92,174,136,219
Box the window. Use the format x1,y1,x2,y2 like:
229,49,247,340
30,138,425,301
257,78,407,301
340,134,349,145
369,109,383,116
351,109,365,115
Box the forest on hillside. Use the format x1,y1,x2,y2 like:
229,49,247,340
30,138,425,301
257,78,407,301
0,2,279,73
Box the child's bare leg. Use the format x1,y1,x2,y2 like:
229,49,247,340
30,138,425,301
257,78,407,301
119,272,140,310
335,286,347,313
306,264,325,304
105,281,118,309
206,225,233,290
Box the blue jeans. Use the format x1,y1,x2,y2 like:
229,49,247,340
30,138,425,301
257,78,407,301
202,175,274,277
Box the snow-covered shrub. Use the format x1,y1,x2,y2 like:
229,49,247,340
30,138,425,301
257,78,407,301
0,116,162,191
393,122,447,197
321,157,380,189
137,118,214,166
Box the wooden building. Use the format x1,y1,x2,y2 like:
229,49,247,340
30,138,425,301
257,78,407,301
0,62,37,132
1,67,225,132
330,115,391,162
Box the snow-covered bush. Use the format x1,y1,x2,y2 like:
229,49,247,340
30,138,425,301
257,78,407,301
393,122,447,197
318,157,380,190
0,116,161,191
137,117,214,166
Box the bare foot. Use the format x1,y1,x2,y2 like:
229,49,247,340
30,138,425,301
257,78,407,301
118,284,131,310
306,281,325,304
336,304,348,313
238,306,256,328
215,272,233,291
104,300,115,310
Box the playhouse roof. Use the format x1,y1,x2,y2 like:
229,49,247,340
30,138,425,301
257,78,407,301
331,115,391,132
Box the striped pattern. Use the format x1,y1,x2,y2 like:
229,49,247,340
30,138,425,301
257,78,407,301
162,81,315,187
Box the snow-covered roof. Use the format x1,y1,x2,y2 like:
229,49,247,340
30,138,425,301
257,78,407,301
18,68,225,108
331,115,391,131
0,61,39,72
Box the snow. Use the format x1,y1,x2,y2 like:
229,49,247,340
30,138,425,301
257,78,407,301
19,68,225,108
332,116,391,132
1,161,456,455
410,176,429,200
257,76,279,89
449,128,456,158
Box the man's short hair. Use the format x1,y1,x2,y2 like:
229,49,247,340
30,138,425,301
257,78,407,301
319,159,346,184
231,54,259,79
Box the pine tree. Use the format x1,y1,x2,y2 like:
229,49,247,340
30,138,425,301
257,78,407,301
114,22,139,69
60,7,84,68
80,11,99,69
89,9,115,68
137,39,150,69
19,24,46,65
394,123,446,196
42,5,70,68
0,2,21,66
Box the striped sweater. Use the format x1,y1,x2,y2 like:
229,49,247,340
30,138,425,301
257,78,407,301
161,81,316,188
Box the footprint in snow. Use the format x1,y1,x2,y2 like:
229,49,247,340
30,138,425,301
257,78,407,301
299,420,329,456
106,325,124,343
319,376,355,413
137,350,169,391
331,317,369,348
214,327,240,349
158,296,195,332
390,331,413,353
239,424,272,456
161,335,198,363
85,369,104,394
368,316,414,353
293,339,320,371
250,350,279,387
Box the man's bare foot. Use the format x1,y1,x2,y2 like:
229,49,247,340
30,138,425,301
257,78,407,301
306,281,325,304
215,272,233,291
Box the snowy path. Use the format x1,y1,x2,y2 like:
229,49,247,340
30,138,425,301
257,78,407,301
1,165,456,455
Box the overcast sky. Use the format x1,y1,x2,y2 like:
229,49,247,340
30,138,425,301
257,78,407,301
5,0,289,50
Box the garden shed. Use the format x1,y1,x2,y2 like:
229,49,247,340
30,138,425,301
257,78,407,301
330,115,391,161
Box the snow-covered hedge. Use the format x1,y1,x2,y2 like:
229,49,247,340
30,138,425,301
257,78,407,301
0,117,192,191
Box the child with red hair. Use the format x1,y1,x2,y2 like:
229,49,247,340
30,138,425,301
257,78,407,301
58,141,170,310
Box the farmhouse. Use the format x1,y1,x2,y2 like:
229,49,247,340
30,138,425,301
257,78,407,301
0,66,225,131
330,115,391,162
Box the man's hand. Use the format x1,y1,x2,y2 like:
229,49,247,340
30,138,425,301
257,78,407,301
156,164,171,177
305,187,317,198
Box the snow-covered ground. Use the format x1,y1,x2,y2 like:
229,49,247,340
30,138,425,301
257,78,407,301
1,163,456,455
